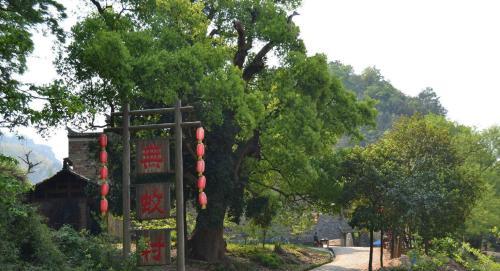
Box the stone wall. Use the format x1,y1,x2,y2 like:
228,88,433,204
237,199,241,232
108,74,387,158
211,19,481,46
68,130,99,180
290,215,353,245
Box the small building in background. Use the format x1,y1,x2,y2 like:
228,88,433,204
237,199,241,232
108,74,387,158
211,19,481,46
28,158,100,232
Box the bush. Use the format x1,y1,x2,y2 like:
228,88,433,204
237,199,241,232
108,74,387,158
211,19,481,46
0,155,67,270
53,225,138,271
0,155,137,271
250,251,284,269
403,237,500,271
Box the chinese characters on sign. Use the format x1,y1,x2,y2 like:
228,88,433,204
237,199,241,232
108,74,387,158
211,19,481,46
136,183,171,220
135,139,173,266
138,229,171,266
136,139,171,174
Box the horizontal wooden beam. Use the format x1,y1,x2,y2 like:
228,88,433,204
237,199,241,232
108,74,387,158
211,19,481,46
104,121,201,133
111,106,194,116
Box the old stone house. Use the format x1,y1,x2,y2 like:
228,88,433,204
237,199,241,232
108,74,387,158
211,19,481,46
28,128,101,232
28,160,99,231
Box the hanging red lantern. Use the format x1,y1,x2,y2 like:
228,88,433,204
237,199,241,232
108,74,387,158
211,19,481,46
196,143,205,158
197,175,206,192
196,127,204,142
100,150,108,164
198,192,207,209
100,166,108,180
101,182,109,196
99,134,107,148
100,198,108,213
196,160,205,174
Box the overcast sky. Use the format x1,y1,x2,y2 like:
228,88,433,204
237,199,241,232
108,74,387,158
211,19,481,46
4,0,500,161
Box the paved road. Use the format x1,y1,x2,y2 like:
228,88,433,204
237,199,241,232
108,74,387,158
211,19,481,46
312,247,380,271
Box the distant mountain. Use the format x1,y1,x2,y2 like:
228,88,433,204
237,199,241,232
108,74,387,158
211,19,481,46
0,135,61,183
329,61,447,144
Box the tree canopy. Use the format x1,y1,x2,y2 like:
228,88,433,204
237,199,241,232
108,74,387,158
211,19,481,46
37,0,376,261
339,115,488,255
0,0,66,129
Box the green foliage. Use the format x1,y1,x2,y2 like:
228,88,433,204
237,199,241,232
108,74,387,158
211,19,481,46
246,195,280,230
338,115,488,253
384,116,484,244
245,194,281,246
52,226,138,271
225,243,331,271
0,0,66,129
463,126,500,247
404,237,500,271
250,250,284,269
329,62,447,144
42,0,376,259
0,154,67,270
0,154,139,270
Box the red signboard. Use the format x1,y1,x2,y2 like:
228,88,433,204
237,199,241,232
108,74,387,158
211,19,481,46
137,229,171,266
136,139,171,174
136,183,171,220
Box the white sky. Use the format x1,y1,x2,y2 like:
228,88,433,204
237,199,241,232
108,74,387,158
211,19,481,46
4,0,500,161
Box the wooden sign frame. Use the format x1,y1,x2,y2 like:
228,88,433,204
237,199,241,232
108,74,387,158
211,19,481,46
137,229,171,266
135,182,171,220
105,101,200,270
135,139,171,175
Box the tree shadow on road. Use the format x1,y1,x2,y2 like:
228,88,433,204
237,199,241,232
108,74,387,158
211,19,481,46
313,267,361,271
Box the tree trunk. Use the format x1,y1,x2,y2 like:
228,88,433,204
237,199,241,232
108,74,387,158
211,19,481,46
188,222,226,262
188,188,228,262
369,229,374,271
390,233,395,259
262,229,267,248
423,238,429,255
380,229,384,268
188,123,239,262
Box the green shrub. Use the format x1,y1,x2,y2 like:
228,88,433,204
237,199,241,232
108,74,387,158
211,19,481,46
53,225,138,271
0,155,67,270
250,251,284,269
0,155,137,271
404,237,500,271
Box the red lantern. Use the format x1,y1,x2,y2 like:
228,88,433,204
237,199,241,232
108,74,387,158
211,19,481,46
101,182,109,196
197,175,206,192
99,134,107,148
100,198,108,213
100,166,108,180
196,143,205,158
196,127,204,141
198,192,207,209
196,160,205,174
100,150,108,164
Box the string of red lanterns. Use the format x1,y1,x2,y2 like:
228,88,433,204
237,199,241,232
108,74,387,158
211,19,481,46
196,127,207,209
99,133,109,215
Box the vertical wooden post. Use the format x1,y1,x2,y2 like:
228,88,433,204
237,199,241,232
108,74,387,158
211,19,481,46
380,229,384,268
122,103,131,257
175,99,186,271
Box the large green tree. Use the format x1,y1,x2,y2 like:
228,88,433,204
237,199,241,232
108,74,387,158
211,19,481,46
0,0,66,129
340,146,392,271
44,0,375,261
462,126,500,247
339,115,487,259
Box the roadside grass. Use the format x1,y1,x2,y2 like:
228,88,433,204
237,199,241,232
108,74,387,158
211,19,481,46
220,243,333,270
113,243,332,271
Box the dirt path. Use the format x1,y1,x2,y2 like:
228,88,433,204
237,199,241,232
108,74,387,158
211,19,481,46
312,247,381,271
